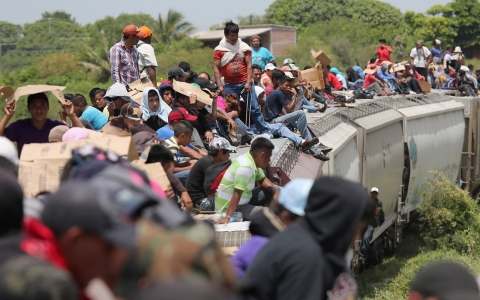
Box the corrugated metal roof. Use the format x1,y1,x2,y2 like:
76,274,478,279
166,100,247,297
191,28,270,41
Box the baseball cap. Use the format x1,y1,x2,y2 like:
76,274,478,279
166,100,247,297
138,26,152,38
289,63,300,71
194,78,217,90
264,63,276,71
168,67,189,78
411,261,480,300
41,181,136,249
120,103,142,121
371,187,379,193
278,179,313,216
281,65,292,71
104,83,130,100
283,58,295,65
0,137,18,166
284,71,295,79
209,137,237,152
168,107,197,122
123,24,145,38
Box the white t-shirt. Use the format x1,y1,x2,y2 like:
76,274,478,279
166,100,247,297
444,52,453,62
410,47,431,68
336,74,348,89
137,41,158,78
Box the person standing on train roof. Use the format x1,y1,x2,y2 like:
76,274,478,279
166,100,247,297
375,39,393,65
250,35,275,70
360,187,384,263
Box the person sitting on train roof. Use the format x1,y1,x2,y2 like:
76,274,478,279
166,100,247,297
322,65,342,91
363,61,388,96
140,87,171,132
395,65,424,94
238,177,375,300
215,137,279,224
360,187,384,263
69,93,108,131
231,178,312,278
376,63,399,94
455,69,478,97
0,92,84,157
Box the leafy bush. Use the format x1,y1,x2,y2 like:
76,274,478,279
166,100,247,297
417,171,480,254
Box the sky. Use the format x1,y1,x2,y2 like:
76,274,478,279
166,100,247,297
0,0,451,31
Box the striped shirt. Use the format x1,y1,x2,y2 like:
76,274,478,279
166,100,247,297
109,40,141,85
165,137,180,163
215,152,265,213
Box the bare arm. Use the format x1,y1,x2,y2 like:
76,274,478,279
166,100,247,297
0,101,14,136
179,145,204,160
259,176,278,198
214,59,224,95
63,101,84,128
146,66,157,88
244,55,253,92
283,88,297,113
215,188,242,224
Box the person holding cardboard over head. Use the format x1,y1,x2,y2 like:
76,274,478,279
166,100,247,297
110,24,145,85
214,21,271,137
137,26,158,88
0,92,84,157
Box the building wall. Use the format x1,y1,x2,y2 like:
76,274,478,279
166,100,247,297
270,28,296,57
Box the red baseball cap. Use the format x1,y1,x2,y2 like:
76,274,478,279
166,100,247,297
168,107,197,123
123,24,145,38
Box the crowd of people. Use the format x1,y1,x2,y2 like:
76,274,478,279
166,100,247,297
0,20,479,300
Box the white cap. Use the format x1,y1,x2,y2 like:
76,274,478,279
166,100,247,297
104,82,130,99
278,179,313,216
284,71,295,79
371,187,379,193
0,137,19,166
264,63,276,71
435,39,441,45
283,58,294,65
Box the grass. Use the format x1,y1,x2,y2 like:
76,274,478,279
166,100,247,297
358,226,480,299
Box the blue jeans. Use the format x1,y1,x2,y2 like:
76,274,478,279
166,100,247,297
302,98,317,113
174,170,190,187
224,81,271,135
236,118,303,146
272,110,312,140
361,225,375,258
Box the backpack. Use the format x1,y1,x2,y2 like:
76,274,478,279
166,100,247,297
354,88,375,99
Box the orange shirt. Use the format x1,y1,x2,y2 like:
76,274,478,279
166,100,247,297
214,50,251,84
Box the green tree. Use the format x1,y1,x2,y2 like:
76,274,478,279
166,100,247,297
404,11,457,48
237,14,266,25
0,21,23,44
154,9,196,44
426,0,480,47
41,11,76,23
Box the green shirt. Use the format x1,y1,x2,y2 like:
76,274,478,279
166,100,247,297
215,152,265,213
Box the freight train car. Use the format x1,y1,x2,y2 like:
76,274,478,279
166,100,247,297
309,92,470,271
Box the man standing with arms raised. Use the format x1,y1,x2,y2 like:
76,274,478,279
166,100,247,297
110,24,145,85
213,21,271,136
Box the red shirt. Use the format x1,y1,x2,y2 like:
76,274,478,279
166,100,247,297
326,73,342,90
376,46,392,64
214,50,251,84
363,74,376,88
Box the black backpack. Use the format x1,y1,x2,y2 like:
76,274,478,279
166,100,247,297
354,88,375,99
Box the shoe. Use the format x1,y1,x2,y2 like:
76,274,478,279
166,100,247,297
345,97,355,103
301,137,319,153
318,103,327,113
313,151,330,161
317,143,332,153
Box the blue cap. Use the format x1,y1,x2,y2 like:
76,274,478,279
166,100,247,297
278,179,313,216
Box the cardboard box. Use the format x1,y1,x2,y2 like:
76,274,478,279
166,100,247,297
173,80,213,105
19,136,139,197
127,77,155,105
301,68,325,90
418,80,431,93
310,49,331,66
0,85,67,108
131,160,171,191
364,65,381,75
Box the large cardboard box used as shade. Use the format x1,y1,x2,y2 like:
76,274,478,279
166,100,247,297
418,80,431,93
19,136,139,197
310,49,332,66
173,80,213,105
130,160,171,192
0,85,67,107
127,78,155,105
301,68,325,90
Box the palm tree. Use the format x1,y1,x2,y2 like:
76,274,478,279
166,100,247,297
154,9,196,44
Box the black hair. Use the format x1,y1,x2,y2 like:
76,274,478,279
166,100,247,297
303,66,312,70
270,202,301,221
173,120,193,137
178,62,191,72
224,21,239,35
379,39,386,43
27,92,49,107
147,90,158,98
145,144,175,166
198,72,211,80
94,89,106,97
0,156,18,178
459,70,466,76
468,64,474,68
63,94,75,101
250,137,274,155
271,69,285,81
89,87,101,100
71,94,88,106
186,71,198,84
175,92,189,102
278,75,290,85
369,58,377,64
123,34,131,40
208,148,229,157
252,64,262,72
446,45,452,51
